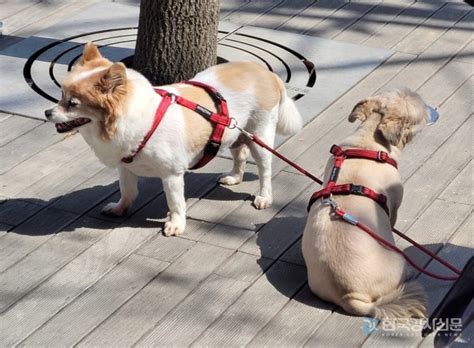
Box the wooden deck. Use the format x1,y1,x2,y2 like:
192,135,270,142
0,0,472,346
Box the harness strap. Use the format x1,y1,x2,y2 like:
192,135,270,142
331,144,398,169
121,81,230,168
121,91,171,163
308,144,396,214
308,184,389,215
181,80,230,170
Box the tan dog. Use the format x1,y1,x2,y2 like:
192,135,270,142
303,89,439,319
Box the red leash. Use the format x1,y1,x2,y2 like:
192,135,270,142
233,123,461,281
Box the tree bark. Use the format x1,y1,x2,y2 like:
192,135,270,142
134,0,219,85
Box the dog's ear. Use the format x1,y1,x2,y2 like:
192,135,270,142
98,63,128,141
79,42,102,65
98,63,127,94
348,98,381,123
378,114,404,146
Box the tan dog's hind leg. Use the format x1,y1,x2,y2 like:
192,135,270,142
219,144,249,185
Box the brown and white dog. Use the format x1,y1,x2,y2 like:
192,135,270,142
44,43,302,236
303,89,439,319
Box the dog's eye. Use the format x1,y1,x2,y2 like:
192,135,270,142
68,99,78,108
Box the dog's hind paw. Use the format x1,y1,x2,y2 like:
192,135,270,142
101,202,127,216
218,174,242,186
253,195,272,209
163,221,184,237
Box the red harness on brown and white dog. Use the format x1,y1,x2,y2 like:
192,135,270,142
121,80,230,169
307,144,398,215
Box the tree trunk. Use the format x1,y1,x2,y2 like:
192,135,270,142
134,0,219,85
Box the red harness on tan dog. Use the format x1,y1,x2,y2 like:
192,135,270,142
307,144,398,214
121,80,230,169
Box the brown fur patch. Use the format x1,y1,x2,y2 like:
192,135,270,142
62,60,130,140
215,62,281,111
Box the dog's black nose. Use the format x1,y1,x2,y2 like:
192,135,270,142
44,108,53,118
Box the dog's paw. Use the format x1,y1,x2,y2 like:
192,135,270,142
101,202,127,216
218,174,242,186
253,195,272,209
163,221,184,237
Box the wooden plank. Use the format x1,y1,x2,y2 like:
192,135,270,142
278,0,347,34
0,0,40,21
279,237,305,265
249,285,333,347
393,3,471,55
21,254,168,347
250,0,315,30
416,59,472,107
191,260,307,346
188,169,309,231
219,0,250,20
17,150,105,201
454,40,473,64
0,123,63,174
305,309,368,347
239,184,316,259
335,1,411,45
214,251,273,284
219,171,310,231
0,199,43,226
0,224,156,346
0,112,12,122
0,133,88,198
401,79,472,180
223,0,285,26
396,118,471,231
396,199,472,273
438,160,472,205
77,242,233,347
364,1,445,49
186,165,258,223
198,223,255,250
136,274,249,347
134,233,195,262
384,11,474,91
0,116,41,147
0,217,117,313
49,167,119,214
0,207,78,274
304,1,379,39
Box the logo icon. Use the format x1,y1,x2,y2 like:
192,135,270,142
362,317,379,336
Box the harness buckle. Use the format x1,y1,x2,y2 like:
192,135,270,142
168,93,176,104
321,196,337,210
350,184,364,195
377,151,388,162
330,144,344,157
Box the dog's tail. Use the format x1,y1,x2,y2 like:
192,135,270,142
274,74,303,135
342,280,427,319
